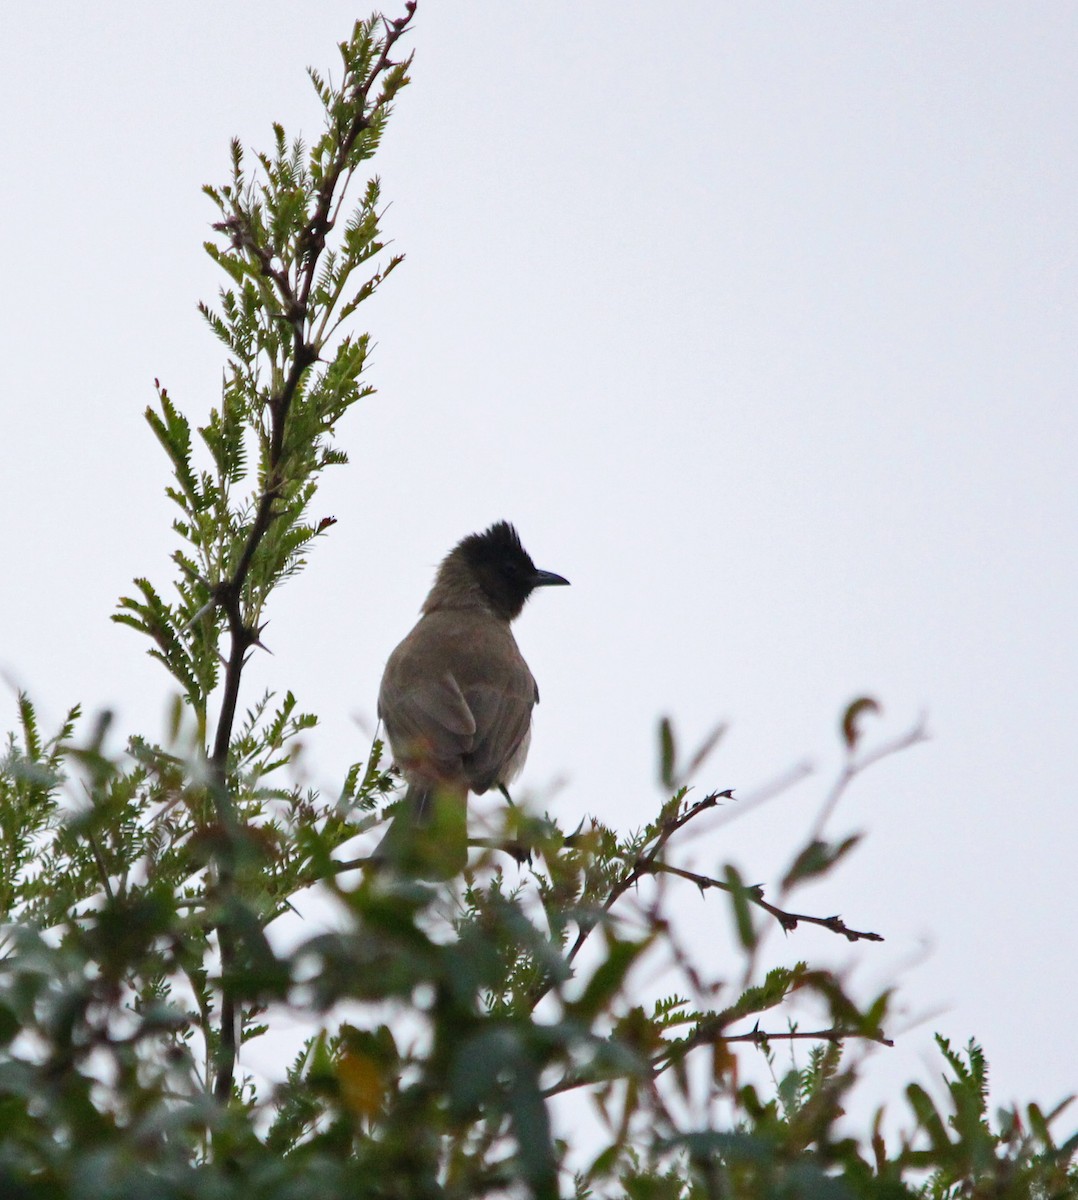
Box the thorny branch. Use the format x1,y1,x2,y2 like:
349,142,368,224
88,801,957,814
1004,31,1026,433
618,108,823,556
206,4,417,1105
541,1019,893,1102
651,1018,894,1085
518,718,927,1028
556,770,886,979
558,789,737,973
718,1025,894,1047
651,862,883,943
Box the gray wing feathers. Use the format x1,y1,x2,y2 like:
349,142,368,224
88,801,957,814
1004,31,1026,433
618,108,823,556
406,673,477,738
378,674,475,777
378,613,538,794
459,678,535,793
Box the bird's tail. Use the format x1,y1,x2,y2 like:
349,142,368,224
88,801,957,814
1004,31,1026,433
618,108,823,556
369,781,469,880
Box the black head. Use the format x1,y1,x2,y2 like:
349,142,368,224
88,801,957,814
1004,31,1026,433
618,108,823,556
454,521,569,620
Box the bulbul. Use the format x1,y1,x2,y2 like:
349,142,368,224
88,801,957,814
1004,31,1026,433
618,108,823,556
372,521,569,876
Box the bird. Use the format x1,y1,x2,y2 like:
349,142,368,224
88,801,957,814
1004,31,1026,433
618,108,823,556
371,521,569,877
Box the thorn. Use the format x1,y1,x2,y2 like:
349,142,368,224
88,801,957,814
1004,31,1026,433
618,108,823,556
505,841,531,867
562,816,589,848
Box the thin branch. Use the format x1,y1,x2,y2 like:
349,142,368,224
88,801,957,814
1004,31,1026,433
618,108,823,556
521,792,733,1006
84,828,115,903
650,861,883,943
705,760,815,831
522,750,893,1009
556,775,880,971
296,5,416,313
541,1024,892,1100
717,1024,892,1047
649,1020,893,1087
807,716,929,847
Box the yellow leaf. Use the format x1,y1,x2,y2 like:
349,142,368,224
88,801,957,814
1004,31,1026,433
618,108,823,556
338,1051,383,1118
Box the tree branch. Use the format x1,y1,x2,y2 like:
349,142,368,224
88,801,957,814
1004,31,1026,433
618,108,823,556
806,717,929,848
649,861,883,943
206,3,418,1106
717,1025,893,1047
563,789,737,962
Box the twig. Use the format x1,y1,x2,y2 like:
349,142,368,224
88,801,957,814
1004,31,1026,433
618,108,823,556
649,1019,893,1085
521,791,733,1007
541,1024,892,1100
650,862,883,943
523,753,892,1010
565,791,734,958
806,716,929,848
721,1024,892,1047
706,760,814,830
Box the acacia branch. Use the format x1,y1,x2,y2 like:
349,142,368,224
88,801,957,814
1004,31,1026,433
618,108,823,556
717,1025,893,1047
649,861,883,943
564,789,737,959
297,4,416,311
542,1024,892,1100
558,776,882,976
523,753,893,1010
649,1018,893,1086
206,4,417,1106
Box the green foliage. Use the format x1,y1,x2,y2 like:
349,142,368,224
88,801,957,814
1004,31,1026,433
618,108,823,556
115,11,409,732
0,5,1074,1198
3,686,1073,1199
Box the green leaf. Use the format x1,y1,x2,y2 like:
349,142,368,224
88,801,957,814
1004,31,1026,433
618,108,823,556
723,863,757,951
906,1082,950,1152
658,717,676,789
722,964,807,1024
781,834,862,891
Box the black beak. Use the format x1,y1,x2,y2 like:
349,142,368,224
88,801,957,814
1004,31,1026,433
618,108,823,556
532,568,570,588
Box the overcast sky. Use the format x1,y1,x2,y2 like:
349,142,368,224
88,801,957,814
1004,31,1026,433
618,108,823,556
2,2,1075,1132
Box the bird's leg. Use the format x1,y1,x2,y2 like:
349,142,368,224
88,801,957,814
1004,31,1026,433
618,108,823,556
488,785,530,864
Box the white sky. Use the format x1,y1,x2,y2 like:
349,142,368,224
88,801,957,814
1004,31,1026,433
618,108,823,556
2,1,1075,1134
